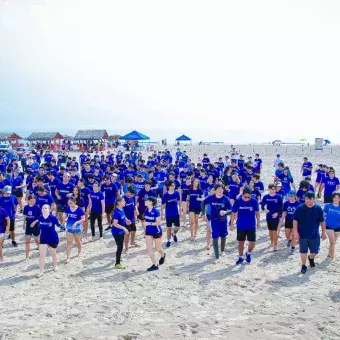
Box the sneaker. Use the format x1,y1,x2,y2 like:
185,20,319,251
173,234,178,243
115,264,126,270
147,264,159,272
273,246,278,252
159,253,166,265
290,248,295,255
246,252,252,263
12,241,18,247
105,226,111,231
166,241,171,248
287,240,292,248
301,265,307,274
236,257,244,265
308,255,315,268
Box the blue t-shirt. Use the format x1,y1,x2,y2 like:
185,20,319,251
11,177,23,194
253,158,262,172
180,183,191,202
137,189,156,214
293,204,324,239
302,162,313,176
80,187,91,208
296,189,307,204
283,201,300,221
162,191,180,218
0,208,9,233
261,194,283,221
56,182,74,206
0,195,18,219
232,197,259,230
65,206,84,231
134,181,145,194
322,176,340,196
204,195,232,221
36,193,54,210
39,214,59,244
111,208,126,236
228,179,242,199
101,183,118,205
48,178,60,199
323,204,340,229
254,181,264,192
188,189,204,211
278,174,294,194
123,195,136,222
90,191,104,213
144,208,162,235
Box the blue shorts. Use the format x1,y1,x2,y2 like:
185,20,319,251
210,220,228,239
299,237,320,254
67,229,82,235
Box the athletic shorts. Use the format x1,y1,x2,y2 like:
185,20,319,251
324,195,333,204
105,203,115,215
129,223,136,232
326,226,340,232
57,204,66,213
237,229,256,242
40,241,59,249
267,220,279,231
210,220,228,239
137,213,145,221
13,191,23,198
299,237,320,254
67,229,82,235
285,220,293,229
145,232,162,239
9,219,15,232
25,224,40,237
166,216,180,228
189,209,201,215
0,233,6,239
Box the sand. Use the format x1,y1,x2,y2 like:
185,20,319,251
1,145,340,340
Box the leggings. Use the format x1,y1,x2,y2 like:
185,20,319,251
213,237,226,259
113,234,124,265
90,212,103,237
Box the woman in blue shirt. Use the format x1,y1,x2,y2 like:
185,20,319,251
65,197,85,263
323,192,340,259
38,204,61,277
111,197,130,269
88,183,105,241
144,197,166,271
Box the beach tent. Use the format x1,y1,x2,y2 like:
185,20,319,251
120,130,150,141
175,134,192,145
0,132,22,146
324,139,330,145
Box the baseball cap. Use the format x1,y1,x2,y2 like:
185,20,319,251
3,185,12,194
275,182,282,187
287,190,296,196
111,173,118,177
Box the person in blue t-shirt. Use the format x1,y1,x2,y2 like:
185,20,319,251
162,180,181,247
38,204,61,277
187,178,204,242
296,180,309,204
144,197,166,271
202,184,232,263
0,207,10,260
111,197,130,269
88,183,105,241
179,176,192,227
11,170,25,212
65,197,85,263
278,166,296,195
123,186,138,252
314,164,325,198
230,186,260,265
293,191,326,274
23,195,41,259
226,173,242,205
321,169,340,203
55,173,74,225
301,157,313,178
261,184,283,251
101,175,118,227
277,190,300,254
0,185,18,247
323,192,340,260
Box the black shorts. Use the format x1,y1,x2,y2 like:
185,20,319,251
9,219,15,232
25,224,40,237
57,204,66,213
189,209,201,215
129,223,137,232
105,203,115,215
13,191,23,198
145,232,162,239
324,195,333,204
285,220,293,229
267,220,279,231
40,241,59,249
237,229,256,242
166,216,180,228
326,226,340,232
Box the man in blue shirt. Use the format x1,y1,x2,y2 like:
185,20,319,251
293,191,326,274
301,157,313,178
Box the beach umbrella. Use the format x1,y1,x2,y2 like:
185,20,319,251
324,139,330,145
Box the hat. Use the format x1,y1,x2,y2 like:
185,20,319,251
276,154,280,157
287,190,296,196
284,166,289,170
240,154,244,157
275,181,282,187
112,173,118,177
3,185,12,194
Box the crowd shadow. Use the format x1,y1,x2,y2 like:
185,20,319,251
98,269,148,283
170,259,212,275
0,273,37,286
199,264,246,284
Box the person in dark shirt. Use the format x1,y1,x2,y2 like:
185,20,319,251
293,191,326,274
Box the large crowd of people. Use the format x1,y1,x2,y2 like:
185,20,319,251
0,148,339,276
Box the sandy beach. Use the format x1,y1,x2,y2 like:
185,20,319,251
1,145,340,340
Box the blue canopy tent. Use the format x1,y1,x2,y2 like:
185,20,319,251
175,134,192,145
120,130,150,151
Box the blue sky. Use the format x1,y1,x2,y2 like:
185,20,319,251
1,0,340,143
